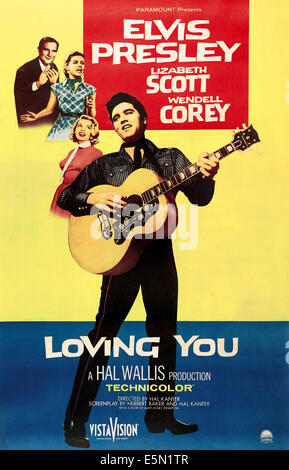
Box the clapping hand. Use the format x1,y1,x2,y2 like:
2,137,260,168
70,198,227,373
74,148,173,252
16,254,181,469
46,67,59,84
37,65,59,88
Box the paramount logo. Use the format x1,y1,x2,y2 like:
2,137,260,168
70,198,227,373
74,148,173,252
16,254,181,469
89,417,139,442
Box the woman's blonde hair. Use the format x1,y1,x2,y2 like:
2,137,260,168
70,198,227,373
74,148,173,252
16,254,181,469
70,115,100,145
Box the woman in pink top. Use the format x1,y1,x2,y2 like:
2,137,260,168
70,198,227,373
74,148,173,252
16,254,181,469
50,115,102,218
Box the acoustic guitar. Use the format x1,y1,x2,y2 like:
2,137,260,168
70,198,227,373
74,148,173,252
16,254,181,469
68,124,260,275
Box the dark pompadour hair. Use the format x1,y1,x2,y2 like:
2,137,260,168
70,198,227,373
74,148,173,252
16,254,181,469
106,92,147,122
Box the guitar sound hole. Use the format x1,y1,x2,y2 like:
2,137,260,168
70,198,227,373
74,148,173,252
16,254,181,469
126,194,143,207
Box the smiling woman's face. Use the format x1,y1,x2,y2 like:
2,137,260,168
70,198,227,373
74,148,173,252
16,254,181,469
111,102,146,143
74,118,92,142
67,55,85,79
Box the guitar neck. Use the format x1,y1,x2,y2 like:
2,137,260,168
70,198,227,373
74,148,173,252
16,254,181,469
141,141,236,205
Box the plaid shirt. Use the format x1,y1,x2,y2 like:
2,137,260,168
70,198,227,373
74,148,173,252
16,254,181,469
57,138,215,215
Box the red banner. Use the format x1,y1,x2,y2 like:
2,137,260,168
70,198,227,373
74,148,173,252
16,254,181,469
84,0,249,130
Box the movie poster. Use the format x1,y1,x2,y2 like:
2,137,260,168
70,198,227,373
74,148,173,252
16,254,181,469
1,0,288,459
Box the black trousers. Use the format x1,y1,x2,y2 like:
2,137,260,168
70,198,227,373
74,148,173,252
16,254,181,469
65,239,178,423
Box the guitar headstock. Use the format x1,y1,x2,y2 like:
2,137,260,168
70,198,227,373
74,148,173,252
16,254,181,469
232,124,260,152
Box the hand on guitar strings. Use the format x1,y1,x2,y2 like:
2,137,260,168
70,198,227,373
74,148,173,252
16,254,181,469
87,191,127,213
197,152,220,179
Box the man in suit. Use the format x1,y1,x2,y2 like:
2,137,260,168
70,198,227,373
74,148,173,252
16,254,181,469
14,37,60,127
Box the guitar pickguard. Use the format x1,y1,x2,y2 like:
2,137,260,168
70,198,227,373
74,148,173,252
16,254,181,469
92,196,159,245
96,210,112,240
113,201,159,245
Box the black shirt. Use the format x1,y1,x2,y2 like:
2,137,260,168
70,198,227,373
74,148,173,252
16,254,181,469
57,138,215,216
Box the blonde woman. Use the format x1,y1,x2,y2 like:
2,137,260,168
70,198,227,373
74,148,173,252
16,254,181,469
21,52,96,141
50,115,102,218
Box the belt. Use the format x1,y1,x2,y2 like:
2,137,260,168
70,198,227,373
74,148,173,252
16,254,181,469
61,112,83,117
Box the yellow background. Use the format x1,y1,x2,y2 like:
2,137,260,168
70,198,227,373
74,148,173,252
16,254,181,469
0,0,288,321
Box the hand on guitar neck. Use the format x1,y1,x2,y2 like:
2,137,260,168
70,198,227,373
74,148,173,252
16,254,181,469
197,153,220,179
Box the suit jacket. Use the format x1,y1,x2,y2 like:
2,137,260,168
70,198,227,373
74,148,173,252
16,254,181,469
14,57,59,127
